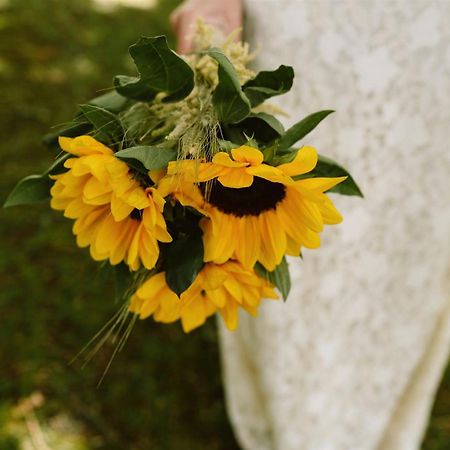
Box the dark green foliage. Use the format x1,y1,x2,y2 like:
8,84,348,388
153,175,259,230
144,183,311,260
88,90,135,113
3,174,53,207
206,48,251,124
234,112,284,143
243,65,294,106
115,145,177,171
255,257,291,301
43,91,133,147
115,36,194,102
273,109,335,151
313,155,363,197
43,120,92,147
0,1,238,448
78,104,124,144
165,231,204,296
4,154,70,207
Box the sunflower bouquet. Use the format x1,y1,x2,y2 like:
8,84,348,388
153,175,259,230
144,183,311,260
5,24,362,333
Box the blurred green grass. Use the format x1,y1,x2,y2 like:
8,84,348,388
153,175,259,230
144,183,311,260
0,0,448,449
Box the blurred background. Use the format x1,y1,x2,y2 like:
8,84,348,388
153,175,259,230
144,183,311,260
0,0,448,448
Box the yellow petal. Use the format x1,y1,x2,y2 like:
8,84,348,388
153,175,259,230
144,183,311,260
213,152,247,168
154,293,181,323
58,136,113,156
197,162,223,182
64,198,94,219
231,146,264,165
110,222,136,265
159,289,181,314
297,222,321,249
275,201,303,244
297,176,347,193
285,235,302,256
83,177,111,203
202,264,228,290
125,223,142,270
125,187,150,210
219,301,238,331
240,285,260,307
234,217,260,269
246,164,292,185
264,210,287,266
224,276,243,304
240,302,258,317
207,287,228,308
262,284,279,300
89,244,108,262
202,212,235,263
129,294,144,314
167,160,197,177
137,272,167,299
110,192,134,221
284,188,323,233
149,187,165,212
277,146,318,176
94,213,122,255
319,197,343,225
149,168,166,184
139,296,162,319
73,206,107,236
217,169,254,188
180,297,209,332
139,227,159,270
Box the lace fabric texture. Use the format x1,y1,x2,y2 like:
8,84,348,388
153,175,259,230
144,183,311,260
218,1,450,449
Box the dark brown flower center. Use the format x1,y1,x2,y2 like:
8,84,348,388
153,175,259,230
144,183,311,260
200,177,286,217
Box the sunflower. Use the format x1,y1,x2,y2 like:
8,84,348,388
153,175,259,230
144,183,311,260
50,136,172,270
129,261,278,332
159,145,345,271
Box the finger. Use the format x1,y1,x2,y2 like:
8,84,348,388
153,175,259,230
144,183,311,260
170,6,182,33
176,18,194,54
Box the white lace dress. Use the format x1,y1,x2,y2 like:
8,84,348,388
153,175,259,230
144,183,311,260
218,1,450,449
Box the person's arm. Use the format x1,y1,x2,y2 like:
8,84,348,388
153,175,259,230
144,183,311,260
170,0,243,54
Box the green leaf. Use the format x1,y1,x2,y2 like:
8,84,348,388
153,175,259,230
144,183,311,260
115,145,177,171
43,92,132,148
46,153,71,175
255,257,291,301
205,48,251,124
311,155,364,197
114,36,194,102
243,65,294,106
218,139,238,151
274,110,334,151
234,112,284,143
221,124,247,145
42,120,91,148
4,175,53,207
165,232,204,296
79,104,123,144
88,90,134,114
4,153,72,208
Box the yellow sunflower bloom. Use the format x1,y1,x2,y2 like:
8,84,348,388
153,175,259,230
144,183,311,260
50,136,172,270
160,145,345,271
129,261,278,332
